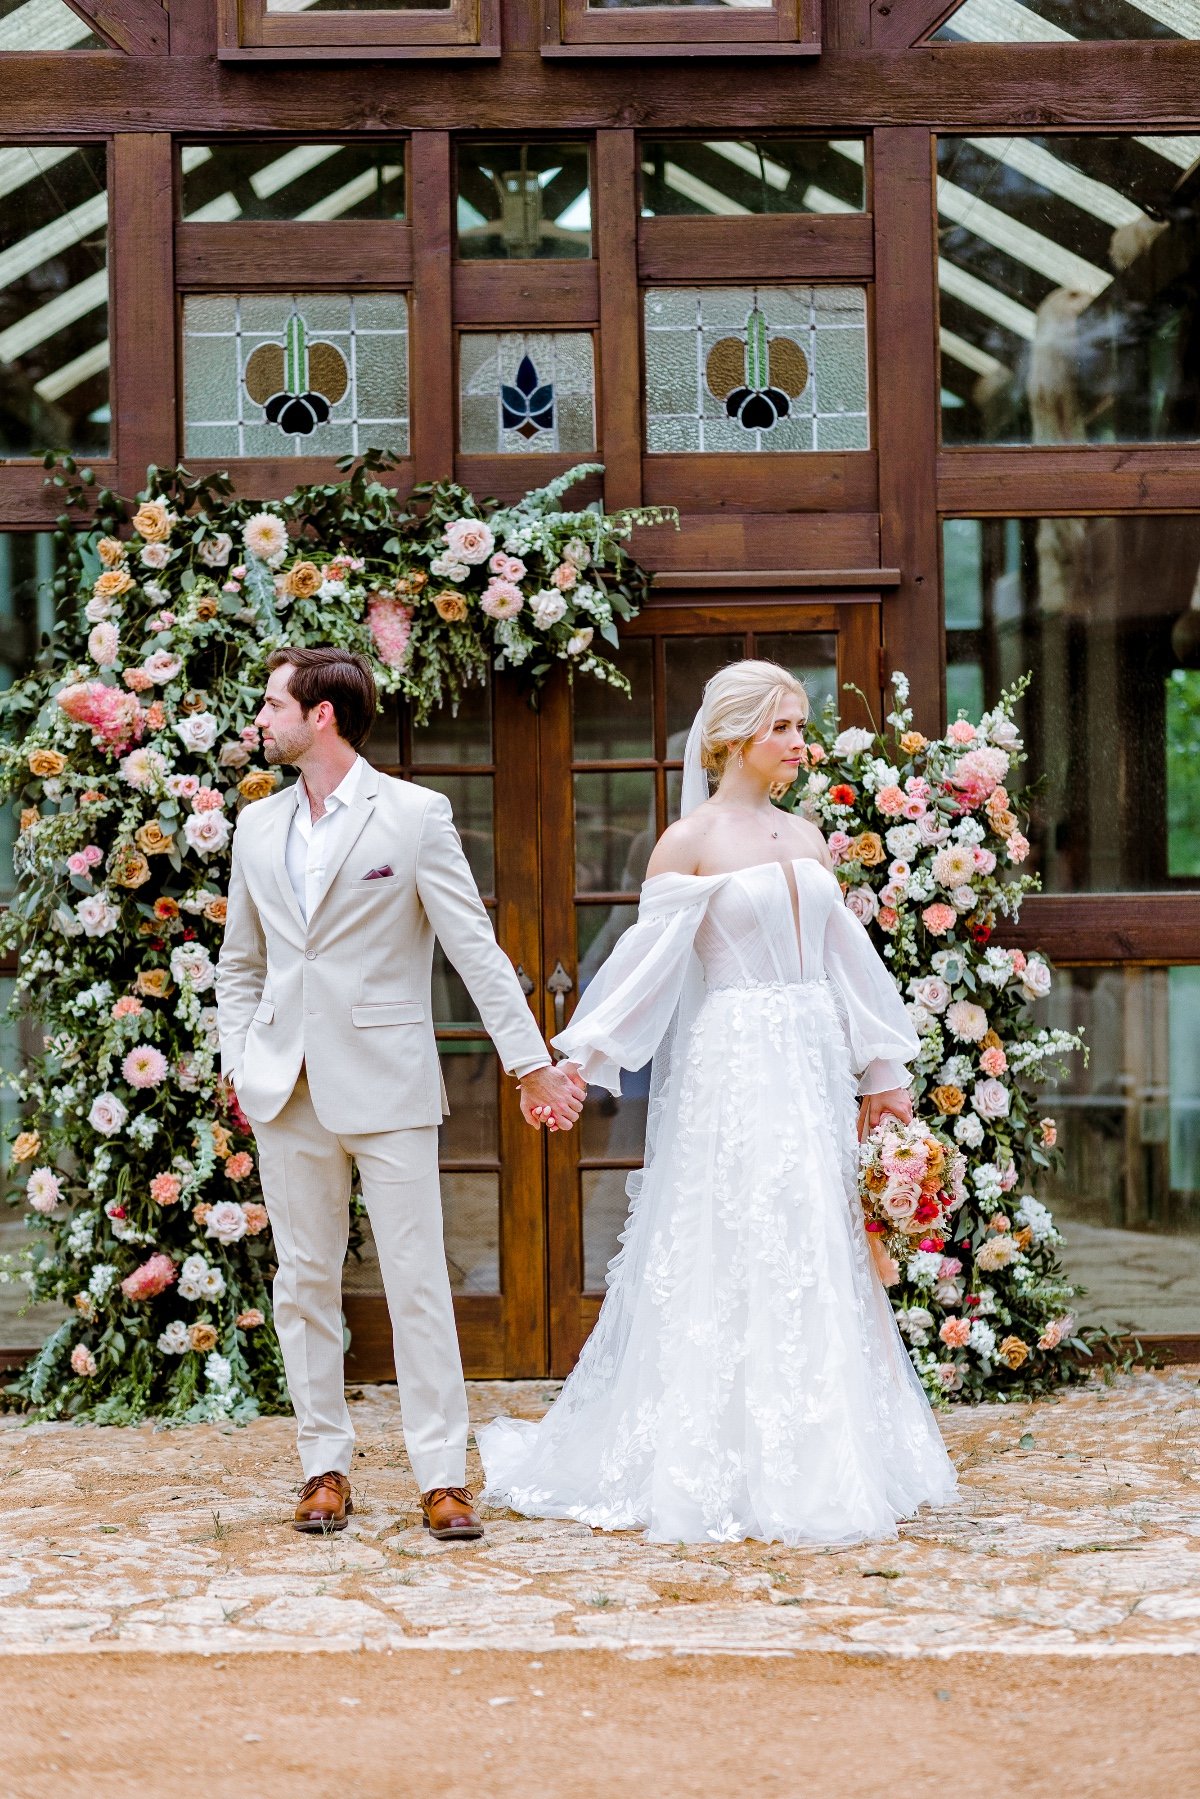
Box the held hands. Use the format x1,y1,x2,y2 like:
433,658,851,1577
519,1061,586,1133
856,1086,913,1142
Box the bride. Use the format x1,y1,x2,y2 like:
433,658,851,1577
479,660,958,1545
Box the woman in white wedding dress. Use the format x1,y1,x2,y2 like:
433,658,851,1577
479,661,958,1545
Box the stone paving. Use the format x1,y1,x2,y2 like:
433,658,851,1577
0,1370,1198,1659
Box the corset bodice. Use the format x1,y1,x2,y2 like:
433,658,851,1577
694,857,838,990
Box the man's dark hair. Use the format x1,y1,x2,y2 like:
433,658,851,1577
266,646,377,750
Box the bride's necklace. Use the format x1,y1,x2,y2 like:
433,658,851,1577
719,803,780,840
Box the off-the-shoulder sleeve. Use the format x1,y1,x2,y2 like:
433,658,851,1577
551,886,712,1096
823,892,920,1096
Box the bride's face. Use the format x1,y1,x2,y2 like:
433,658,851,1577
740,696,807,788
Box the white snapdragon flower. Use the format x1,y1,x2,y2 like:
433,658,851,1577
88,1262,117,1300
1015,1194,1059,1245
205,1352,233,1391
954,817,986,846
896,1306,935,1347
968,1320,997,1359
906,1250,944,1287
128,1115,160,1148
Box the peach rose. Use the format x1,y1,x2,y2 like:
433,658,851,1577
237,769,277,804
211,1122,234,1158
93,567,134,600
192,594,220,622
132,500,173,542
1040,1117,1058,1148
284,560,323,600
434,590,469,623
203,897,228,926
188,1322,218,1353
899,731,927,755
135,968,173,999
28,749,66,778
19,808,38,833
998,1335,1029,1370
850,832,885,868
97,536,127,568
11,1130,40,1163
236,1308,265,1330
930,1085,965,1117
109,845,151,889
135,821,175,857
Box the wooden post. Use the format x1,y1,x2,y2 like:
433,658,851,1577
111,134,177,496
594,130,643,513
409,132,455,484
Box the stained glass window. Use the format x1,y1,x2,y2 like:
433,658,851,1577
0,144,109,457
182,294,409,460
0,0,106,49
643,285,868,453
457,143,590,260
180,142,405,223
932,0,1200,43
459,332,596,454
641,140,865,217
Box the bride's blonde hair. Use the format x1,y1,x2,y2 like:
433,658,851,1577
699,659,809,787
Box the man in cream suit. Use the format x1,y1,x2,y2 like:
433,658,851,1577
217,646,583,1539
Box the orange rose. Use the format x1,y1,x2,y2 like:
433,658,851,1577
1013,1227,1034,1250
284,560,323,600
180,691,207,714
28,749,66,778
135,821,175,857
19,808,38,833
930,1084,965,1117
135,968,173,999
210,1122,234,1158
93,567,134,600
109,845,151,889
998,1335,1029,1370
11,1130,40,1163
97,536,127,568
188,1322,218,1353
399,570,428,596
434,591,469,623
850,832,885,868
236,1308,265,1330
899,731,927,755
203,897,228,925
237,769,278,804
192,594,220,622
980,1029,1002,1052
132,500,173,543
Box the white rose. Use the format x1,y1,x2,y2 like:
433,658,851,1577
205,1201,248,1245
176,712,219,753
158,1320,190,1355
832,726,874,758
443,518,495,566
200,1265,226,1299
429,554,469,582
843,885,878,925
528,589,567,630
198,533,233,568
885,824,920,858
217,741,251,769
972,1077,1010,1121
139,542,170,570
953,1112,985,1148
142,650,182,684
987,716,1021,749
184,812,231,857
85,596,112,623
909,975,950,1013
916,813,950,846
1019,958,1053,1002
951,884,977,912
88,1092,128,1136
805,772,830,794
76,894,120,937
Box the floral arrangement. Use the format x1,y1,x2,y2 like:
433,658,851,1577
0,454,670,1423
783,674,1088,1402
859,1116,967,1274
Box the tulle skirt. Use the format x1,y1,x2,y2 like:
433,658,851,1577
479,980,958,1545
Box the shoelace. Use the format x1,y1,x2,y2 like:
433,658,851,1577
299,1472,347,1501
424,1486,474,1508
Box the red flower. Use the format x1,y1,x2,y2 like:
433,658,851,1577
829,784,856,807
969,922,992,946
182,927,197,942
914,1200,940,1224
918,1235,945,1252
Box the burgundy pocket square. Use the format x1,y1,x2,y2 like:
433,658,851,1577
363,865,394,880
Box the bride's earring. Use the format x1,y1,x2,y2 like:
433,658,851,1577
735,749,744,769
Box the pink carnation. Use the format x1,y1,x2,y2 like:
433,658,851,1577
70,1344,97,1378
123,668,154,693
875,785,906,817
551,562,578,591
112,996,143,1019
150,1172,182,1206
120,1252,177,1302
367,593,414,671
480,579,524,622
191,787,225,814
1009,949,1027,974
56,681,145,754
939,1317,970,1348
980,1045,1008,1077
225,1151,254,1181
1007,831,1030,864
122,1044,169,1089
921,903,957,937
947,720,976,745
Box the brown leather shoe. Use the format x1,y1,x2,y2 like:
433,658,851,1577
421,1486,484,1541
293,1471,353,1533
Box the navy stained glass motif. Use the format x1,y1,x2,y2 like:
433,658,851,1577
501,354,554,440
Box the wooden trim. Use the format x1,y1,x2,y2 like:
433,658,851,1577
594,130,642,511
0,464,118,527
167,0,215,54
553,0,816,49
937,448,1200,517
626,599,846,632
70,0,168,54
409,133,455,485
453,455,603,505
344,1293,504,1381
628,510,881,572
870,0,956,49
453,260,598,327
872,127,942,735
181,458,416,500
995,895,1200,965
649,567,899,589
111,134,176,493
223,0,497,56
638,213,874,286
642,453,877,514
175,223,414,292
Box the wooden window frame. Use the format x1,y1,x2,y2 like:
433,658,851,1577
217,0,500,60
543,0,820,57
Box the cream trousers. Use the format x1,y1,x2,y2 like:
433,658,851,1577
250,1068,468,1490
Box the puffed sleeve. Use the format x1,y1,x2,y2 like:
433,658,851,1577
552,881,713,1096
823,892,920,1096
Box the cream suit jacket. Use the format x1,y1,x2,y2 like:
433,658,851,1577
215,762,550,1133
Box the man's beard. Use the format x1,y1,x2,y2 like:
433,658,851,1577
262,730,308,767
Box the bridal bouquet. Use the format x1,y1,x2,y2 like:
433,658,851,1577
859,1117,967,1270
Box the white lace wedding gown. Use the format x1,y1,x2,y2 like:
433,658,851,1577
478,856,959,1545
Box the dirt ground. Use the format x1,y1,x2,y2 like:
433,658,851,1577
7,1648,1200,1798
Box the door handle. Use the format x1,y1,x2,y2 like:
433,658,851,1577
546,959,574,1034
515,963,535,998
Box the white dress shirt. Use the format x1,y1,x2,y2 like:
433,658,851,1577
285,754,364,924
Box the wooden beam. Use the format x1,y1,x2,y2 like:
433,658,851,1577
649,567,900,589
408,132,455,484
453,261,597,327
870,0,957,50
638,213,874,286
69,0,167,54
594,130,643,512
628,510,880,571
453,456,603,505
180,458,416,501
175,222,414,291
872,128,942,735
937,447,1200,516
995,894,1200,964
111,134,176,494
0,464,118,527
642,452,877,515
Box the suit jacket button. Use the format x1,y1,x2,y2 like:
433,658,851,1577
304,949,316,960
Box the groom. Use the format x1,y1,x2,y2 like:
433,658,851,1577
216,646,584,1540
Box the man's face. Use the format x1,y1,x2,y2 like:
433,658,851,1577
255,665,314,767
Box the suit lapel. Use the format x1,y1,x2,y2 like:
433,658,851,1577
269,789,307,933
306,761,380,926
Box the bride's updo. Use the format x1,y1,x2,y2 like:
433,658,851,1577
699,659,809,783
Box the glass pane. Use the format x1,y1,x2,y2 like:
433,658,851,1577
0,532,60,899
664,634,742,747
364,695,400,766
0,978,68,1350
182,293,408,460
0,0,104,48
415,773,494,894
937,133,1200,445
577,913,650,1163
268,0,450,9
642,140,865,217
439,1048,498,1159
942,515,1200,892
573,639,654,760
410,679,491,763
457,142,590,260
644,285,869,453
180,142,405,223
934,1,1199,42
591,0,770,7
753,631,838,718
574,771,656,893
0,144,108,456
432,944,484,1028
344,1174,497,1298
460,330,595,455
1033,966,1200,1335
582,1170,634,1291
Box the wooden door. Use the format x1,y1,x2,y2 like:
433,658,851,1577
537,596,883,1375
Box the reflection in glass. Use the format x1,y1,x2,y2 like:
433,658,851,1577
582,1170,635,1291
591,0,769,7
755,632,838,719
0,144,108,456
1033,966,1200,1334
576,900,637,992
937,133,1200,445
573,639,653,760
345,1176,499,1296
457,142,590,260
642,139,865,217
942,515,1200,891
364,696,400,767
432,943,483,1028
664,635,742,744
933,1,1200,43
645,285,869,453
268,0,451,9
438,1049,498,1159
574,771,656,893
0,0,104,48
410,678,491,765
416,773,494,894
180,142,405,223
459,330,596,455
0,533,59,900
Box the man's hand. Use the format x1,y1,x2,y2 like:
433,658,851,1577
519,1061,586,1132
856,1085,913,1142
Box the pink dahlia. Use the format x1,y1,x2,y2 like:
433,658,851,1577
122,1044,169,1089
120,1252,177,1302
480,579,524,622
367,593,414,670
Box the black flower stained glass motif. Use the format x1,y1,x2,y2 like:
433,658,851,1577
501,353,555,441
705,306,809,433
244,312,349,438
